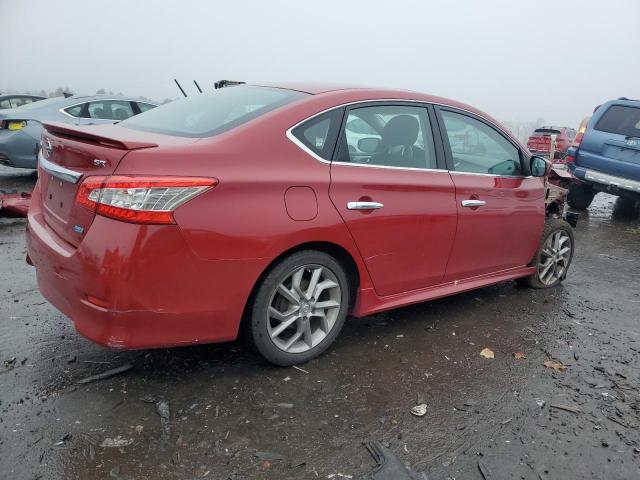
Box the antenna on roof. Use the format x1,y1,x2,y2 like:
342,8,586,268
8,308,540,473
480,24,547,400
174,79,187,98
193,80,203,93
63,92,73,98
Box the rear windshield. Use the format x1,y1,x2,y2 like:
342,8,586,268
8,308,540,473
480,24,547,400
121,86,308,137
595,105,640,137
532,128,561,135
14,97,67,110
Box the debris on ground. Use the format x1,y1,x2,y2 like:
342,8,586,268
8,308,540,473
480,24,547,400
535,399,546,408
410,404,427,417
54,432,72,446
513,352,526,360
363,440,421,479
140,396,171,440
550,404,581,414
543,360,568,372
3,357,17,369
76,363,134,384
478,460,492,480
0,192,31,218
100,436,134,448
254,451,285,461
480,348,494,359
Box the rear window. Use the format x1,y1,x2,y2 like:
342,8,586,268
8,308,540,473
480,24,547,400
532,128,561,136
595,105,640,137
121,86,307,137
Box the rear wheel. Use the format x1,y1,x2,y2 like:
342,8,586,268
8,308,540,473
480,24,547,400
518,218,574,289
567,182,595,210
247,250,350,366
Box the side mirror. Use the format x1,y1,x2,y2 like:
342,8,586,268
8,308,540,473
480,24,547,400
357,137,380,154
530,155,549,177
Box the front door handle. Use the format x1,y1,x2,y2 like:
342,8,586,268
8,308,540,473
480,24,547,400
347,201,384,210
461,199,486,207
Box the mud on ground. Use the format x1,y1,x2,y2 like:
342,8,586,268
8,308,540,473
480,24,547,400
1,167,639,479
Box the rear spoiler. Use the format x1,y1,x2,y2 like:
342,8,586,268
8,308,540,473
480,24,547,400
43,121,158,150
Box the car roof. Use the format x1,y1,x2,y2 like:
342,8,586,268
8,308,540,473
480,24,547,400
254,82,371,95
252,82,481,112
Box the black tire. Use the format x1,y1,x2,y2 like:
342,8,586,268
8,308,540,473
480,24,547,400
517,218,575,289
567,182,595,210
247,250,350,366
612,196,640,220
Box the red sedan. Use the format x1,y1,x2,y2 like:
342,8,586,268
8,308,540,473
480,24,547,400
26,83,574,365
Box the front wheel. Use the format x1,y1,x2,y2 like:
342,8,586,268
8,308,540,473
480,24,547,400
247,250,350,366
518,218,574,289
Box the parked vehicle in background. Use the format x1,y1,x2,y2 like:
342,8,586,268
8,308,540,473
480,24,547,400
0,94,46,110
526,126,576,163
26,83,574,366
0,95,157,169
566,98,640,211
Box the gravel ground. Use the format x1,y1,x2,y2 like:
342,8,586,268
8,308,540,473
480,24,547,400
1,166,639,479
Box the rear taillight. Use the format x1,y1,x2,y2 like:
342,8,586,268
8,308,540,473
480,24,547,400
573,130,584,146
565,146,577,165
76,176,218,224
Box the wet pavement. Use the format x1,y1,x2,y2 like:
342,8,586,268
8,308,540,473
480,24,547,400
1,165,639,479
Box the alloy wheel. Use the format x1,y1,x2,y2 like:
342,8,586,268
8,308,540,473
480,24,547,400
537,230,572,286
266,264,342,354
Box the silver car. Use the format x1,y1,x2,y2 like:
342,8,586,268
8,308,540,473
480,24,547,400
0,95,157,169
0,94,46,109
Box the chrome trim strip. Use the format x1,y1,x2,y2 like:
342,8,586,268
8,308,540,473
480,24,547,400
449,170,532,179
285,98,522,175
39,152,82,184
584,168,640,193
347,201,384,210
333,162,449,173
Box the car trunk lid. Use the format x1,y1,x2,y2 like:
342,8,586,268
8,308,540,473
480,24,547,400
39,122,159,247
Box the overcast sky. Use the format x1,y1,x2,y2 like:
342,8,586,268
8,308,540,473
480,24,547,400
1,0,638,125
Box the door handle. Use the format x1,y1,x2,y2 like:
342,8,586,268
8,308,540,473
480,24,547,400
461,199,486,207
347,201,384,210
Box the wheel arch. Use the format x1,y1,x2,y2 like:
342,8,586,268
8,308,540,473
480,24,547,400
239,241,362,334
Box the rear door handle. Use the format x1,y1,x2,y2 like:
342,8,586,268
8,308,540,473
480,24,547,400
347,201,384,210
461,199,486,207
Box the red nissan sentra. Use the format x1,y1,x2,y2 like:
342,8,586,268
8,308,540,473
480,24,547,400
26,83,574,365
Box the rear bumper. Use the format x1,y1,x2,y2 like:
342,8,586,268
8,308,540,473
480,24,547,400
26,185,269,349
573,166,640,195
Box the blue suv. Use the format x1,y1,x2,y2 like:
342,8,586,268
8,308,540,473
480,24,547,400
567,98,640,210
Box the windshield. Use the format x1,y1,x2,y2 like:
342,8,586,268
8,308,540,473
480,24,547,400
121,86,308,138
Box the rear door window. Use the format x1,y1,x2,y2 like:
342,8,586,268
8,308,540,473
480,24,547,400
86,100,135,120
595,105,640,137
337,105,437,169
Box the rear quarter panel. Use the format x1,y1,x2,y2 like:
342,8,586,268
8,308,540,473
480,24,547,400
115,107,375,291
